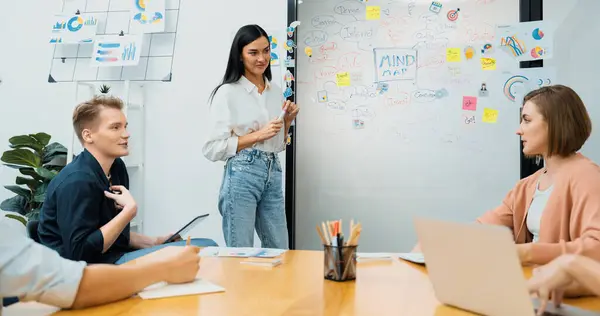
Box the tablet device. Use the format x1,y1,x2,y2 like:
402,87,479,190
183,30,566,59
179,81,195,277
163,214,209,244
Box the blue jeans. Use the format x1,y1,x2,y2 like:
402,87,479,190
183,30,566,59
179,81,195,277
115,238,217,264
218,148,288,249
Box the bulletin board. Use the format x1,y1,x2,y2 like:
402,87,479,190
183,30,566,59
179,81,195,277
47,0,181,83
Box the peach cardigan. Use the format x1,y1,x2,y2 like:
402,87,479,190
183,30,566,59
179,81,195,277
477,153,600,265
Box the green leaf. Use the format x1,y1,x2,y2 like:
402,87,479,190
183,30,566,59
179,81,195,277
8,135,36,146
3,163,26,169
1,148,41,168
44,155,67,168
5,214,27,226
43,142,68,165
19,167,44,181
45,165,65,173
33,182,48,203
31,133,51,146
0,195,27,214
35,167,57,180
26,209,40,221
8,135,43,152
16,176,41,188
4,185,32,199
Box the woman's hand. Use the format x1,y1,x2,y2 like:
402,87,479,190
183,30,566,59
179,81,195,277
256,118,284,141
282,100,299,125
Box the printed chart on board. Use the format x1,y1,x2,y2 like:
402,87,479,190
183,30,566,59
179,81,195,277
47,0,181,83
294,0,556,251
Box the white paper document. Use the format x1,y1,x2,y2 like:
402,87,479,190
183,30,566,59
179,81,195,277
356,252,400,262
397,252,425,264
240,257,283,267
138,278,224,299
199,247,287,258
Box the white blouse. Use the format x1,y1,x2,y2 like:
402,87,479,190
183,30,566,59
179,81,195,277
526,180,553,242
202,76,287,162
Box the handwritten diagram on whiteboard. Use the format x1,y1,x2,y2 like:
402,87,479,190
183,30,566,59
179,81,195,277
373,48,417,82
48,0,181,83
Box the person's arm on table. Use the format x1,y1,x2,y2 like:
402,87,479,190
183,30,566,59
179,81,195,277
0,223,200,310
72,245,200,308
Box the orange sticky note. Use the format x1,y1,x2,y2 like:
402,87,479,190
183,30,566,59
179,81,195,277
482,108,499,123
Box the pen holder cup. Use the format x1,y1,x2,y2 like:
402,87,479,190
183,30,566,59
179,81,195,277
324,244,357,282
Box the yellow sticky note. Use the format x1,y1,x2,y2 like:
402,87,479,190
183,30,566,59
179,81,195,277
336,72,351,87
482,108,499,123
366,6,381,20
446,48,461,62
481,58,496,70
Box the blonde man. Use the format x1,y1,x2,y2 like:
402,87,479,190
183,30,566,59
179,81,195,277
38,95,215,264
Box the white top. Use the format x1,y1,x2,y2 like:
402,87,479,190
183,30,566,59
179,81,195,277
202,76,287,162
0,220,86,313
526,180,554,242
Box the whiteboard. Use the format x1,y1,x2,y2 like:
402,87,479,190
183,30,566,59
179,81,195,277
295,0,528,252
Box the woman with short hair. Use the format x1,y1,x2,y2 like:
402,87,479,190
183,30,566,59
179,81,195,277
477,84,600,266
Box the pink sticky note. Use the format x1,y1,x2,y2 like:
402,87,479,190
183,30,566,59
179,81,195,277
462,96,477,111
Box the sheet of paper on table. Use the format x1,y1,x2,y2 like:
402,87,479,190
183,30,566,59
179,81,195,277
397,252,425,265
355,252,425,264
138,278,225,300
199,247,287,258
356,252,401,262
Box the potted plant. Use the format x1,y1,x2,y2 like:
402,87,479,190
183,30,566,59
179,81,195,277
0,133,67,230
99,84,111,94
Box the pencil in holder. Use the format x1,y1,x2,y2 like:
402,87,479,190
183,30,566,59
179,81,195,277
324,244,357,282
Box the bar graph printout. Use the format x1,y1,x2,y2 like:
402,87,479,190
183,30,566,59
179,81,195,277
91,35,143,67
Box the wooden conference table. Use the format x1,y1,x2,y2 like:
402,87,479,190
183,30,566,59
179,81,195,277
6,248,600,316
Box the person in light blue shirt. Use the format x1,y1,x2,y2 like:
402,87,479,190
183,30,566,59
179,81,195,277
0,193,201,313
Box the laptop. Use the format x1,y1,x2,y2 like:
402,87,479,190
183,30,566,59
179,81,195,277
414,217,599,316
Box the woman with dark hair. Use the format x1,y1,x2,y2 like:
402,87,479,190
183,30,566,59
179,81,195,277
202,24,299,249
